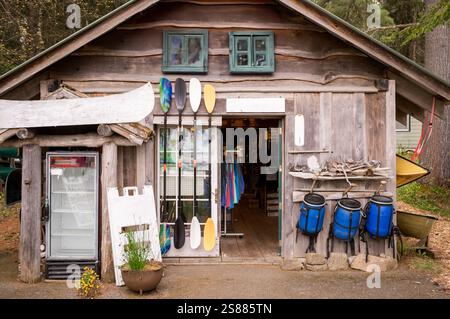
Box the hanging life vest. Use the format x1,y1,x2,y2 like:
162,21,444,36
296,193,326,253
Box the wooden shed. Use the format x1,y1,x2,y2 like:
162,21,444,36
0,0,449,284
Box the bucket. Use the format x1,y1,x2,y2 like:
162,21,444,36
298,193,326,236
365,195,394,238
333,198,362,241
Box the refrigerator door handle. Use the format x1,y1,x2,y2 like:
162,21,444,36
42,198,49,222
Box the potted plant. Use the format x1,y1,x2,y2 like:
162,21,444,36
121,230,163,295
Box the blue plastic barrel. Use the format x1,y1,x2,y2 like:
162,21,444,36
333,198,362,240
298,193,326,236
365,195,394,238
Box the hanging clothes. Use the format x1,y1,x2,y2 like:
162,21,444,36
221,162,245,209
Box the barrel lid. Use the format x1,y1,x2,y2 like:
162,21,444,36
304,193,325,206
338,198,361,210
371,195,393,204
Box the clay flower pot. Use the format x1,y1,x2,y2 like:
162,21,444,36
121,261,164,295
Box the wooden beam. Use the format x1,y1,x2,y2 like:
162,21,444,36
1,73,48,100
136,144,146,191
396,108,408,126
385,80,397,257
396,94,425,123
0,129,20,144
19,144,42,283
0,0,160,96
389,71,445,118
110,125,144,145
277,0,450,101
101,142,118,283
0,133,135,148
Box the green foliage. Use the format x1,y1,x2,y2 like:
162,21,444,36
0,0,128,76
123,231,149,271
401,0,450,45
397,182,450,218
410,254,441,273
313,0,449,63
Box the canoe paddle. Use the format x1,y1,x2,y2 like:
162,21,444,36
189,78,202,249
174,78,187,249
203,84,216,252
159,78,172,255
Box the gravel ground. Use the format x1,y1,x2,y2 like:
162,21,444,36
0,251,448,299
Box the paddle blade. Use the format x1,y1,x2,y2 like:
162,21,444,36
174,215,186,249
159,78,172,114
203,218,216,251
189,78,202,113
189,216,202,249
175,78,187,113
204,84,216,114
159,224,171,256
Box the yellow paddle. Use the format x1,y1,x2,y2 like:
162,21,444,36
203,84,216,251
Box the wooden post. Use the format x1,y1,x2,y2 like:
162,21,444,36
385,80,397,256
19,144,42,283
101,142,117,283
136,144,146,191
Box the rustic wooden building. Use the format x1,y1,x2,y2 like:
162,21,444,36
0,0,449,283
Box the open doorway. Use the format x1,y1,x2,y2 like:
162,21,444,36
220,118,281,261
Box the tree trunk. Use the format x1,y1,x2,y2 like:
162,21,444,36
420,0,450,186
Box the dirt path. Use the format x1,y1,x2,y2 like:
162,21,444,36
0,251,448,299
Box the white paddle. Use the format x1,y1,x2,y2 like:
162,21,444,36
189,78,202,249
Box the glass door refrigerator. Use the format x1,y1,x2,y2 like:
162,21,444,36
45,152,99,279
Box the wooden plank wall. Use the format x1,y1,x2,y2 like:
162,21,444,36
285,91,395,258
48,1,384,96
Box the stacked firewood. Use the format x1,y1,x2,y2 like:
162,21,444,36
97,123,153,145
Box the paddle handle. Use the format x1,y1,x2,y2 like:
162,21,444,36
193,113,197,218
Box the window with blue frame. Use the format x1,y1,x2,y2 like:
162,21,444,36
229,31,274,73
162,30,208,73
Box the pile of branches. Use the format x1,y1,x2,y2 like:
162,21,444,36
290,159,389,177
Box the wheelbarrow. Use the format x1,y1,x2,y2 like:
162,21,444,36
396,210,438,256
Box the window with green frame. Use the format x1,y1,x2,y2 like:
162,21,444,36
229,31,274,73
162,30,208,73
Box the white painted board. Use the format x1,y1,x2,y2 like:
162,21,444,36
107,185,161,286
226,98,285,113
0,83,154,129
295,114,305,147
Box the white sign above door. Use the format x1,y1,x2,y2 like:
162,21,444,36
226,98,285,113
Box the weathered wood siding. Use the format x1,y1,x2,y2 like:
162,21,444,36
12,0,394,261
48,1,385,97
285,87,396,258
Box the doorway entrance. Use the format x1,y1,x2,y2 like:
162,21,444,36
220,118,282,262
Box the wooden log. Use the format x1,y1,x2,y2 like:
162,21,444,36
19,144,42,283
16,128,36,140
136,144,146,191
97,124,113,137
117,123,151,140
0,133,134,148
0,129,20,144
101,142,118,283
110,124,144,145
